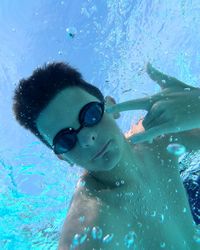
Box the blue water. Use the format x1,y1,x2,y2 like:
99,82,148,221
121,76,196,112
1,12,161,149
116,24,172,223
0,0,200,249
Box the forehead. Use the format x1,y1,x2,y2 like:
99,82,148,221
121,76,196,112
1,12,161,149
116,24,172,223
36,87,99,145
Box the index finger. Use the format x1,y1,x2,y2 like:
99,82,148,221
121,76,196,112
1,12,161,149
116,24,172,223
105,96,152,113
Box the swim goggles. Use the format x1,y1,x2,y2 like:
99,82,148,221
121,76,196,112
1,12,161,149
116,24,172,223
53,101,105,154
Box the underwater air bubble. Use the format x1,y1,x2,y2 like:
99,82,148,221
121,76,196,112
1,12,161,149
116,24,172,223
193,228,200,244
184,88,191,91
160,242,166,248
182,207,187,213
79,216,85,222
72,232,88,247
102,234,114,243
115,181,120,186
66,27,77,39
166,143,186,156
151,211,156,217
124,231,136,248
91,226,103,240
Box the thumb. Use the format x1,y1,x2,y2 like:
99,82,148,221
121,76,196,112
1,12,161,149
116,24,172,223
130,131,154,144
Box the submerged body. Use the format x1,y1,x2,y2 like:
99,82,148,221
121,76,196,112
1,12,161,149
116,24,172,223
29,63,200,249
59,123,199,250
13,62,200,250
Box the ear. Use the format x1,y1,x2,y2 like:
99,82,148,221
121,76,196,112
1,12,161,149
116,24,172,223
104,96,120,119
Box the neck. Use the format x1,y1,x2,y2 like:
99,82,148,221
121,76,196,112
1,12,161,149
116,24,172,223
87,138,140,189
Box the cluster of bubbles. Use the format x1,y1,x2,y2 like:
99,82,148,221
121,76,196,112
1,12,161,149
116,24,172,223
193,227,200,244
70,226,136,249
71,231,88,247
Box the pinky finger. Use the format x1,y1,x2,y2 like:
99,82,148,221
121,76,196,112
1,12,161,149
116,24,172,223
130,121,175,144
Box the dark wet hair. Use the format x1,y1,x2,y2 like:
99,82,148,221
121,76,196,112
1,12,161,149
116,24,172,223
13,62,104,149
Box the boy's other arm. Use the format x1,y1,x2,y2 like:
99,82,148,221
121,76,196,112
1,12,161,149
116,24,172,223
125,118,200,153
150,128,200,155
58,181,102,250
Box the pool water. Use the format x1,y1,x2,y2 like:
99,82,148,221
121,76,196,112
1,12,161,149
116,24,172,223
0,0,200,249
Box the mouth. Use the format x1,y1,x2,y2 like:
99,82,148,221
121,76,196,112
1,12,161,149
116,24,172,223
92,140,111,160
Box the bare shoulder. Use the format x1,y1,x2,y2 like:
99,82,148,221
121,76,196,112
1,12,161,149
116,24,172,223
58,175,103,249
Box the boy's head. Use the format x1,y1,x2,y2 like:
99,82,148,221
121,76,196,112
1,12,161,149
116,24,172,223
13,62,105,148
13,62,124,172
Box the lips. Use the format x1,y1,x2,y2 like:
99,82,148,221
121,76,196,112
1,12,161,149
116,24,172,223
92,140,111,160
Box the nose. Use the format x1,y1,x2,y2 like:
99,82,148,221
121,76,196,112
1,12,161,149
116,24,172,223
78,128,97,148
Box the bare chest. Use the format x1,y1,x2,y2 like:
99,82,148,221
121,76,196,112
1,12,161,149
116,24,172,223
91,149,198,249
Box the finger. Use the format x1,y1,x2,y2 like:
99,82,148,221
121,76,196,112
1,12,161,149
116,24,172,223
142,109,164,130
144,112,166,130
146,63,192,90
105,96,152,114
130,121,176,144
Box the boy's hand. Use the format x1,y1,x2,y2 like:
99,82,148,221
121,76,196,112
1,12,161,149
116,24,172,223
106,63,200,144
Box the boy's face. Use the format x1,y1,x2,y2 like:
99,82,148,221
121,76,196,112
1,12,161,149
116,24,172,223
36,87,126,172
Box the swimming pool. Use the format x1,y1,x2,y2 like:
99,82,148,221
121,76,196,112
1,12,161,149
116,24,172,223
1,0,200,249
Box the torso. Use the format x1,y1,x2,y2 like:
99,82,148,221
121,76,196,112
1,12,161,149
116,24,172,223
81,138,199,250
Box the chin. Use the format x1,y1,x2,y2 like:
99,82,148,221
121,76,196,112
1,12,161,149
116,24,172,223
103,148,121,170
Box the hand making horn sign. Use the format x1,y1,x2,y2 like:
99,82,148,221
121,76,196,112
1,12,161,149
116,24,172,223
105,63,200,144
